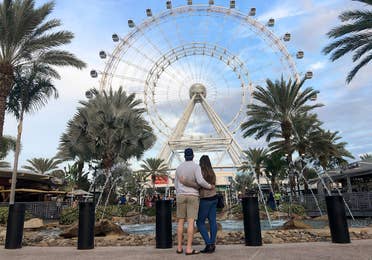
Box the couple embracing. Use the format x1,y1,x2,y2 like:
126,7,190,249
174,148,218,255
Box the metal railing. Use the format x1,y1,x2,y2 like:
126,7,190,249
294,192,372,217
0,201,70,220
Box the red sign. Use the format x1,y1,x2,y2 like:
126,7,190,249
154,175,168,185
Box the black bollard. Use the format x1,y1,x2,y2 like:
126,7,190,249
242,196,262,246
5,203,25,249
325,195,351,243
156,200,172,248
77,202,95,250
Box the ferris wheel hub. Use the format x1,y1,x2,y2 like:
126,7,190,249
189,83,207,101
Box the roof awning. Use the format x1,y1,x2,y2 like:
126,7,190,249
67,189,92,196
0,188,66,194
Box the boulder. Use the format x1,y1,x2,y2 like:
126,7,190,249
60,220,127,238
282,219,312,230
24,218,44,230
125,211,138,217
95,220,126,236
271,211,288,219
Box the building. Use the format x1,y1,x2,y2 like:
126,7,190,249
0,167,63,202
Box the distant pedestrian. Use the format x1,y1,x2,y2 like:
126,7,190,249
267,192,276,211
274,192,281,209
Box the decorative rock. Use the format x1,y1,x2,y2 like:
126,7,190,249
282,219,312,230
60,220,127,238
24,218,44,230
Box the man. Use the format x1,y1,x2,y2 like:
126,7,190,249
174,148,213,255
274,191,281,209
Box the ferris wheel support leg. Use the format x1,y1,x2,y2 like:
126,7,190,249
158,96,196,164
200,96,244,165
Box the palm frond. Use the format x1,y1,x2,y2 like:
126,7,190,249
346,52,372,83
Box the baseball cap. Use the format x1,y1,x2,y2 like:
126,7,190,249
184,148,194,158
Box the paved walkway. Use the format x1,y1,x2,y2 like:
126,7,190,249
1,240,372,260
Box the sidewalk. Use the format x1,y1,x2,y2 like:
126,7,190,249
1,240,372,260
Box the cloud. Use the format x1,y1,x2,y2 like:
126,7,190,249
309,61,327,71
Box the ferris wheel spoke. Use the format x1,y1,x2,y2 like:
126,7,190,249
151,17,194,84
171,15,198,84
196,9,212,83
104,72,145,84
136,27,193,88
129,43,190,92
215,11,229,48
108,53,150,74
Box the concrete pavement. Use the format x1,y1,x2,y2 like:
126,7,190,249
1,240,372,260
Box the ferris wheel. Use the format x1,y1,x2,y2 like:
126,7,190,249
90,0,311,168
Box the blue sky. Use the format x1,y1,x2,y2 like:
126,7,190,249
3,0,372,169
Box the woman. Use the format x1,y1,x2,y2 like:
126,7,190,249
180,155,218,253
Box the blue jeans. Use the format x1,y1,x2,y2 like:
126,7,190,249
196,198,218,245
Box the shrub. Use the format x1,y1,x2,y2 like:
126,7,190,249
142,207,156,216
59,204,141,224
280,203,306,216
0,206,33,225
59,207,78,225
231,203,242,215
0,207,8,224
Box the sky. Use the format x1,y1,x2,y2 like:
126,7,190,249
3,0,372,170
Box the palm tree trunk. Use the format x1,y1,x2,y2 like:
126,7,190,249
271,177,277,192
0,63,14,140
0,94,6,143
9,111,24,204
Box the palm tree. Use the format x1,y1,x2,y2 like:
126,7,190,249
360,153,372,161
263,152,287,192
241,77,322,163
140,158,168,190
238,148,268,184
234,172,255,194
323,0,372,83
309,129,354,170
6,63,59,203
58,87,156,205
0,0,86,142
22,157,62,174
0,135,16,158
63,162,90,191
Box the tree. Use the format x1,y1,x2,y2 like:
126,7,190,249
270,113,322,157
140,157,168,191
234,172,255,194
238,148,268,184
309,129,354,170
6,64,59,203
62,162,90,191
360,153,372,161
241,77,322,163
263,152,287,192
58,87,156,205
0,135,16,167
22,157,62,175
0,0,86,142
323,0,372,83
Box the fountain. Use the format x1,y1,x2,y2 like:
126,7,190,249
314,165,355,220
295,157,323,216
